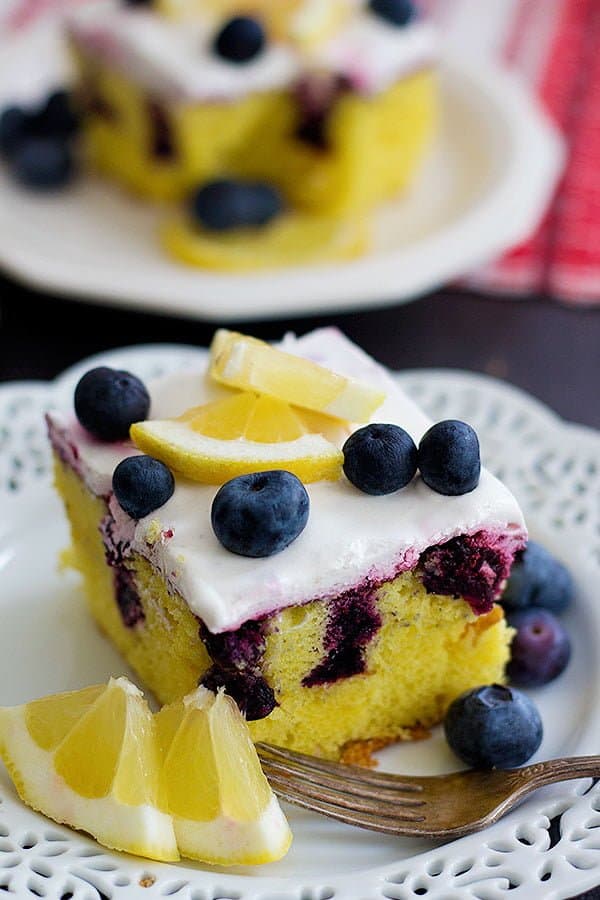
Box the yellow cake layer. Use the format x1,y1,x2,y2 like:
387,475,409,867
54,458,512,760
73,48,437,216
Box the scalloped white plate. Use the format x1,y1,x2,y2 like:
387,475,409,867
0,25,563,320
1,346,600,900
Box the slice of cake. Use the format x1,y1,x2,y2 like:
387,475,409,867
47,328,527,760
65,0,437,268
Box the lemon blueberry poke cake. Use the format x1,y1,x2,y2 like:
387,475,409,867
64,0,438,268
46,328,527,759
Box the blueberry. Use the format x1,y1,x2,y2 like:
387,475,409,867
418,420,481,496
211,470,309,558
368,0,416,27
201,666,276,720
342,423,418,495
33,90,79,138
214,16,266,63
12,137,74,190
112,455,175,519
507,608,571,687
190,178,283,232
501,540,575,614
444,684,543,769
0,106,27,158
74,366,150,442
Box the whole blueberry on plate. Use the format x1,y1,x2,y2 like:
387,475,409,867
501,540,575,614
0,106,27,158
418,419,481,495
190,179,284,232
342,423,418,495
368,0,416,27
214,16,266,63
507,608,571,687
444,684,543,769
112,455,175,519
211,470,309,557
74,366,150,442
12,137,74,190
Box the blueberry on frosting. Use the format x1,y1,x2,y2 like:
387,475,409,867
211,470,309,558
214,16,266,64
368,0,416,27
190,179,284,232
112,455,175,520
342,423,417,495
418,420,481,496
74,366,150,441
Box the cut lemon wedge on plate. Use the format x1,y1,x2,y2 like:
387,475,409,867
157,687,291,865
161,212,369,272
130,391,347,483
209,330,386,423
0,679,291,866
0,678,178,862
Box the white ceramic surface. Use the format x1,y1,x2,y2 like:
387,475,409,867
0,38,563,320
1,344,600,900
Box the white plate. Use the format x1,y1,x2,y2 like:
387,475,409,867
0,34,563,320
1,345,600,900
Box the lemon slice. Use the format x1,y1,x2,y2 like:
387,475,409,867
130,391,347,484
209,330,386,423
156,687,291,865
0,678,178,862
161,212,369,272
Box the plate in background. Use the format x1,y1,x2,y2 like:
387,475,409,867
0,44,563,321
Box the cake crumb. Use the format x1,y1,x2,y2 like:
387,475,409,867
340,738,393,768
139,875,156,888
340,727,432,768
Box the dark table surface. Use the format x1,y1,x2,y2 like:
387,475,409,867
1,272,599,900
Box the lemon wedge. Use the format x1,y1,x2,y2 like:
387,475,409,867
209,330,386,423
0,678,178,862
130,391,347,484
156,687,291,865
161,212,369,272
0,680,292,866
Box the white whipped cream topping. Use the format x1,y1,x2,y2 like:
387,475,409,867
67,0,436,101
48,328,526,634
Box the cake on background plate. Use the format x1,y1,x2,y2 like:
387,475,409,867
47,328,526,759
64,0,437,269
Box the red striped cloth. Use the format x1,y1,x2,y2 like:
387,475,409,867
449,0,600,307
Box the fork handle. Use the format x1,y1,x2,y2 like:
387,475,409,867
519,756,600,789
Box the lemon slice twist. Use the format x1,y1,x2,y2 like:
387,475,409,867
130,390,348,484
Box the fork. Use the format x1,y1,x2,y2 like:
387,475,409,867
257,743,600,839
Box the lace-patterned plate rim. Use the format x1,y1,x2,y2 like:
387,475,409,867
0,344,599,900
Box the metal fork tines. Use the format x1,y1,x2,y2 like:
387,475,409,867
257,743,600,840
256,742,428,835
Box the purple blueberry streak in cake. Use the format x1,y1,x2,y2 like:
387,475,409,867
200,619,266,671
114,564,145,628
199,618,277,719
294,73,349,150
200,666,276,721
418,530,520,615
304,585,382,687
